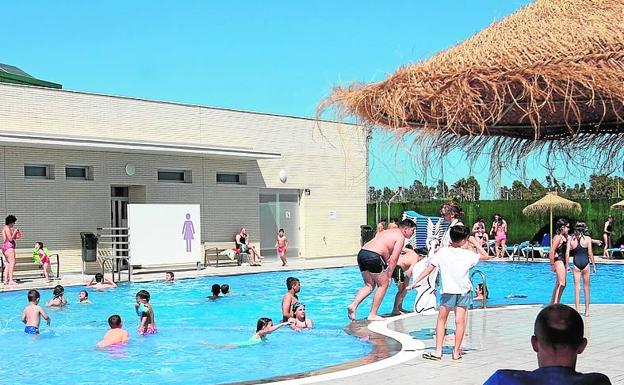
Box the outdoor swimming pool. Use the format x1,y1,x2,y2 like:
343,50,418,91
0,262,623,385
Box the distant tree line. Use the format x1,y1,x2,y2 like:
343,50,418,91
369,174,624,203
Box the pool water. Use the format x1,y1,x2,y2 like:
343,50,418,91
0,268,371,385
0,262,623,385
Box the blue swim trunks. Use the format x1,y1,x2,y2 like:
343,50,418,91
24,325,39,335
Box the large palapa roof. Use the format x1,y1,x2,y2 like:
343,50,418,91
321,0,624,170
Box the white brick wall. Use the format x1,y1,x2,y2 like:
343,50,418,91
0,83,367,272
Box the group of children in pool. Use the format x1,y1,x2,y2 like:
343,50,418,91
21,271,312,348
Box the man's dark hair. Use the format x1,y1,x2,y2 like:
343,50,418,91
27,289,40,302
166,271,174,278
95,273,104,283
211,284,221,296
449,225,470,243
399,218,416,228
108,314,122,328
534,304,584,349
286,276,300,290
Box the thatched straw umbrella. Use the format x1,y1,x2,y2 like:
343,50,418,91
321,0,624,172
612,199,624,209
522,192,581,246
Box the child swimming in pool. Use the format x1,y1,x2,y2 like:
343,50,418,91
22,289,51,335
223,318,292,348
135,290,157,335
78,290,92,304
97,314,130,347
289,302,313,331
46,285,67,307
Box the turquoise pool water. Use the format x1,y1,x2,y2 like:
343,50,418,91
0,268,371,385
0,262,623,385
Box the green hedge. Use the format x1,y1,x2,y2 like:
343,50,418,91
368,199,624,245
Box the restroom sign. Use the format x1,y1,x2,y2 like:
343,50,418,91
285,211,291,219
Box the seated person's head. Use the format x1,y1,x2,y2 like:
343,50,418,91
449,225,470,243
94,273,104,283
532,304,586,367
220,284,230,294
211,284,221,296
108,314,123,329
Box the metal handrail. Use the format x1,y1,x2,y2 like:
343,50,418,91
470,269,488,309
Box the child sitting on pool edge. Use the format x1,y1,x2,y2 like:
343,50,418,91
135,290,157,335
97,314,130,347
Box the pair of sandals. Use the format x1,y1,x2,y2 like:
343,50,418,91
422,351,463,361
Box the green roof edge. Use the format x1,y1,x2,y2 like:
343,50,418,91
0,71,62,89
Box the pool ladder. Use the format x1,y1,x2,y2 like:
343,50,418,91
470,269,488,309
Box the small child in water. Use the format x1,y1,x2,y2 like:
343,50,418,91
135,290,157,335
46,285,67,307
220,284,230,295
289,302,313,331
208,284,221,300
223,317,292,348
97,314,130,347
275,229,289,266
78,290,92,304
33,241,52,283
165,271,174,282
22,289,51,334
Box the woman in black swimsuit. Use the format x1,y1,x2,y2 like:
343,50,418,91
549,219,570,304
602,215,614,258
567,222,597,316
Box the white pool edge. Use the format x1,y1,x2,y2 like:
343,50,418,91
263,312,425,385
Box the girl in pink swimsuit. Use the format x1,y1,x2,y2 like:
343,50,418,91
2,215,22,285
490,214,508,258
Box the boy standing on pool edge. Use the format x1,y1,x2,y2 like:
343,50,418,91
348,218,416,321
408,225,489,360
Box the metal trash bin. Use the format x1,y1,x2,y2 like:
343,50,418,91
360,225,374,246
80,232,98,262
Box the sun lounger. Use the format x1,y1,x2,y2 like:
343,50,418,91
506,241,531,261
605,248,624,259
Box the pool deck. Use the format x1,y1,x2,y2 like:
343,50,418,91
2,257,624,384
271,304,624,385
2,254,623,293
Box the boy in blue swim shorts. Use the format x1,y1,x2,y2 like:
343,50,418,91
409,225,490,361
21,289,51,335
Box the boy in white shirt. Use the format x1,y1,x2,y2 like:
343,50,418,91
407,224,489,360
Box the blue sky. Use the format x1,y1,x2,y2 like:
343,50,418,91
2,0,578,198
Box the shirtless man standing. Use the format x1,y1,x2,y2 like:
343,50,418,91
348,218,416,321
